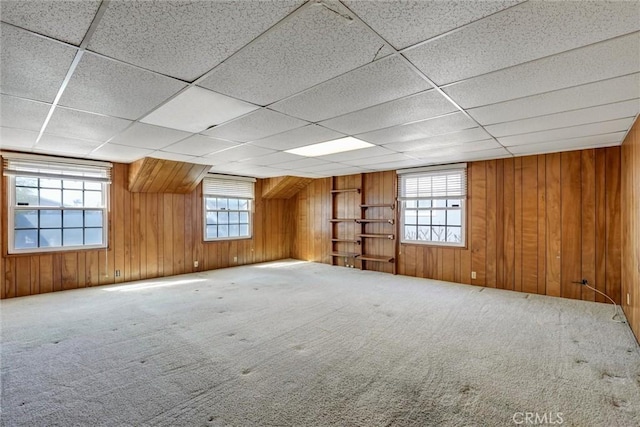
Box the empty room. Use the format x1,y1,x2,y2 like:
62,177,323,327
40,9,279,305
1,1,640,426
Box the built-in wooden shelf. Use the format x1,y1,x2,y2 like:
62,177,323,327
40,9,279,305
331,252,360,258
330,218,358,223
331,188,360,194
359,254,394,263
360,203,395,210
359,233,395,240
356,218,394,224
332,238,361,244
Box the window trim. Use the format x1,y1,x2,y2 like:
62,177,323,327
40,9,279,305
397,164,467,248
202,174,255,242
3,153,111,254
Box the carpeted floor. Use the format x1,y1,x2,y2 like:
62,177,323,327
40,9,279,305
1,260,639,426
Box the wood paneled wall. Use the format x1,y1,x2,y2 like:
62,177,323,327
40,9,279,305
291,147,623,304
1,161,292,298
622,118,640,342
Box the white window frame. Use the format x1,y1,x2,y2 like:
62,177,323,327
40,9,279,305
202,174,255,242
3,152,111,254
398,164,467,248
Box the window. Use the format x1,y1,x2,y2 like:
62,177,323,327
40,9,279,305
3,153,111,254
398,164,467,247
203,174,255,241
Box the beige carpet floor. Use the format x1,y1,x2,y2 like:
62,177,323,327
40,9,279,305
1,259,639,426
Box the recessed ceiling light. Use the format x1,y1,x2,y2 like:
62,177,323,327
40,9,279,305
141,87,259,133
285,137,374,157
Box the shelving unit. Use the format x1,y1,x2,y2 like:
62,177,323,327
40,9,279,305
329,173,398,273
329,176,362,268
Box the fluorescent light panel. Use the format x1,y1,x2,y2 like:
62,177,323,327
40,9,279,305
286,137,373,157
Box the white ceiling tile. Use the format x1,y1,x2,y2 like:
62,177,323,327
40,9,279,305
467,73,640,125
238,151,302,166
88,1,302,81
318,145,397,162
357,112,477,145
486,100,639,138
88,143,153,163
382,127,491,152
251,125,345,151
108,123,192,150
0,95,50,131
148,151,198,163
507,132,626,155
34,134,103,156
0,127,39,151
293,161,354,173
442,32,640,109
344,0,522,49
271,55,431,122
198,1,393,105
498,118,635,147
342,153,417,167
416,147,512,165
1,0,101,45
202,109,308,142
162,135,240,157
0,23,77,103
284,171,323,178
46,107,132,142
408,140,502,159
315,166,372,177
362,158,427,171
405,1,640,85
141,86,259,133
181,157,216,166
59,53,187,120
202,144,277,163
224,165,288,178
319,89,457,135
271,157,332,170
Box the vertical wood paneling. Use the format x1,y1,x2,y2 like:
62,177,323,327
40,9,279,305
595,149,607,303
581,150,596,301
545,153,562,297
621,118,640,342
537,155,547,296
521,156,538,294
2,160,294,298
605,147,622,304
485,160,497,288
560,151,582,300
471,161,487,286
495,160,505,289
514,157,523,293
503,158,515,291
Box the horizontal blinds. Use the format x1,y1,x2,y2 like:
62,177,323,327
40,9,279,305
2,152,112,183
398,165,467,200
203,174,255,199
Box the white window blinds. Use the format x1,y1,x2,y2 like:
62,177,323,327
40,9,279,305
398,164,467,200
2,152,112,183
202,174,256,198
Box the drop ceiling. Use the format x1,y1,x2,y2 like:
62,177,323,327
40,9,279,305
0,0,638,179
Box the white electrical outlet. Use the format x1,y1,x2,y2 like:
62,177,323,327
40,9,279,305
233,256,238,262
627,293,631,305
471,271,477,279
194,260,198,268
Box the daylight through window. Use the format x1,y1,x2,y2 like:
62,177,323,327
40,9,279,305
398,164,467,247
3,153,111,254
202,174,255,241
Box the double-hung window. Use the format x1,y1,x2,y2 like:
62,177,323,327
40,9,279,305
3,153,111,254
203,174,255,241
398,164,467,247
